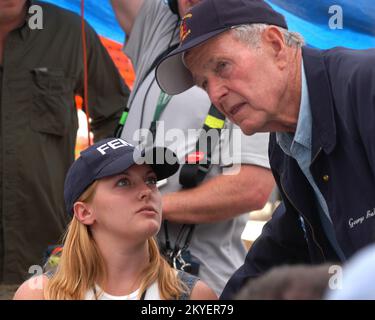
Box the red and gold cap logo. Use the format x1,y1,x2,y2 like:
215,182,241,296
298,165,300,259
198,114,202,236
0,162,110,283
180,13,192,43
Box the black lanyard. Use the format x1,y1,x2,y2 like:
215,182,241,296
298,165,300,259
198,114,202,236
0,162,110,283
114,78,172,142
164,221,195,262
114,39,179,139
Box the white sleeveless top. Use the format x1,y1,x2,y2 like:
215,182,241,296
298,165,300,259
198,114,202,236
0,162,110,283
84,281,161,300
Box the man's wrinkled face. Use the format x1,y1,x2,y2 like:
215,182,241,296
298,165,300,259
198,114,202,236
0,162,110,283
178,0,201,17
184,30,290,135
0,0,27,23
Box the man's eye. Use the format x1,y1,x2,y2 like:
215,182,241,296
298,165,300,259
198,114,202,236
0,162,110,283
216,61,227,72
146,177,158,186
116,178,131,187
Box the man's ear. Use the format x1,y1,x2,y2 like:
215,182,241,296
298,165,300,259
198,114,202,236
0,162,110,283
262,26,288,69
73,202,95,225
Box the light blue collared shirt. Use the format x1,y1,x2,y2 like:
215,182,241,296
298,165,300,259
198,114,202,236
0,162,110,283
276,61,346,261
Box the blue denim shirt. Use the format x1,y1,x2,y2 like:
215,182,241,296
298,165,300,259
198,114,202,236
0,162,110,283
276,62,346,261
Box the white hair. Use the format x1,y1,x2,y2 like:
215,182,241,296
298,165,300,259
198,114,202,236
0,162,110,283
231,23,305,48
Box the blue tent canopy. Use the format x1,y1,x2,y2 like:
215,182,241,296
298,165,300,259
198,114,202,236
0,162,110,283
41,0,125,43
42,0,375,49
268,0,375,49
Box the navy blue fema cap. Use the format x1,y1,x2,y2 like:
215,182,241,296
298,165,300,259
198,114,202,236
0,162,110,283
156,0,288,95
64,138,179,216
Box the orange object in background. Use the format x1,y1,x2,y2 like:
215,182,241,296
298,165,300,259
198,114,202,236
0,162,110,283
75,37,134,158
75,109,93,158
100,36,135,90
75,95,83,110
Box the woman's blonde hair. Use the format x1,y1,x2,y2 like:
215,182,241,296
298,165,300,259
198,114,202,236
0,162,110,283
45,181,187,300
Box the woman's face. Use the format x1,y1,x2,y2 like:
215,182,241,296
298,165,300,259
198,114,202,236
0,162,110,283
83,164,162,242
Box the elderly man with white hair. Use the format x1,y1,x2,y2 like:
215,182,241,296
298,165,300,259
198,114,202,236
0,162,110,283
156,0,375,299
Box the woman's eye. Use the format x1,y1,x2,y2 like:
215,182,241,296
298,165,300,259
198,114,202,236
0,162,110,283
116,178,131,187
146,177,158,186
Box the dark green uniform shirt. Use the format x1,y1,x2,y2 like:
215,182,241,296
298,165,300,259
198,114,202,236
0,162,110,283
0,1,129,283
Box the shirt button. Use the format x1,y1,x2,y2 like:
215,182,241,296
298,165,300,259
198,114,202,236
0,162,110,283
323,175,329,182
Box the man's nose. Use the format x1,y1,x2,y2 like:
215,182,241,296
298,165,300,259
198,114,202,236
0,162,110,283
207,79,228,110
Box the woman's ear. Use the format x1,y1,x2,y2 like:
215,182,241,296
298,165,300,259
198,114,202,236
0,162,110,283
73,202,95,225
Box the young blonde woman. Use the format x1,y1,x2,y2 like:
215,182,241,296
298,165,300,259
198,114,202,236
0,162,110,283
14,138,217,300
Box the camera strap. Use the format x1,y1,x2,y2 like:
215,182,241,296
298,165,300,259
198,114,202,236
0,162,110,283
179,104,226,188
114,41,179,138
164,105,226,268
164,222,196,270
164,220,191,252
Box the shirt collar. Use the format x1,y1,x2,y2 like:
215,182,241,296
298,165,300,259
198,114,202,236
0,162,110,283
293,60,312,149
276,59,312,153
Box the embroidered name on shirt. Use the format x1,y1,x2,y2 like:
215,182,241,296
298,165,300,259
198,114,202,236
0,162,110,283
348,208,375,229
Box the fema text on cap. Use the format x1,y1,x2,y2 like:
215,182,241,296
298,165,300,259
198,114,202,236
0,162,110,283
96,139,133,155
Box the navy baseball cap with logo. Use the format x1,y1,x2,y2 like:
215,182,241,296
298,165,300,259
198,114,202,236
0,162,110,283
64,138,179,216
156,0,288,95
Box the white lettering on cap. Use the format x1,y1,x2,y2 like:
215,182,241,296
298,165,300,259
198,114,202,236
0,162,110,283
96,139,133,155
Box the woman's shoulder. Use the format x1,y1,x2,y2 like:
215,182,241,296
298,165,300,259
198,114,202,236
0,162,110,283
177,271,217,300
189,280,218,300
13,275,49,300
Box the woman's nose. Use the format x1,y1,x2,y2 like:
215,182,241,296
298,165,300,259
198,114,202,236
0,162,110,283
138,185,152,201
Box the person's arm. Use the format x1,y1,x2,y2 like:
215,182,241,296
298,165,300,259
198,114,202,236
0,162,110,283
110,0,145,35
220,202,311,299
162,164,275,224
76,22,130,141
190,280,218,300
13,275,48,300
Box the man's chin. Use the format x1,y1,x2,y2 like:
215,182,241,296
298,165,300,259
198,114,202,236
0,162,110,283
0,1,26,19
238,123,256,136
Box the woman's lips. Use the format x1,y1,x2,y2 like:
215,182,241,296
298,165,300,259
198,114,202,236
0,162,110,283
136,206,157,216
